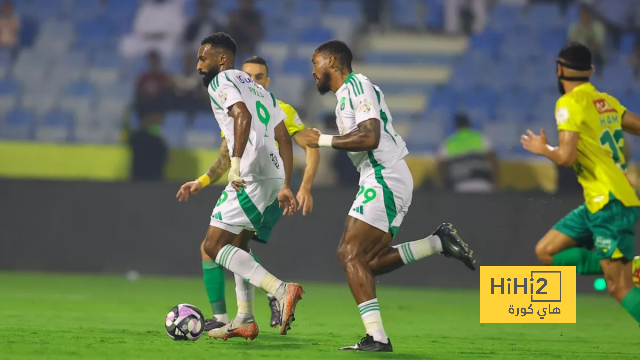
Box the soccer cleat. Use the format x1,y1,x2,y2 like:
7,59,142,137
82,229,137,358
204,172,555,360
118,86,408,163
269,296,281,327
208,317,259,341
434,223,477,271
203,317,227,331
278,283,304,335
339,335,393,352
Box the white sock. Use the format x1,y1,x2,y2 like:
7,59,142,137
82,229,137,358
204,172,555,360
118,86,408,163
235,274,254,318
394,235,443,264
358,298,388,344
213,313,229,323
216,245,283,296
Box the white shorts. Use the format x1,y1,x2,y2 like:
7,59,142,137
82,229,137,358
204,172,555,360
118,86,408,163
209,178,284,234
349,159,413,237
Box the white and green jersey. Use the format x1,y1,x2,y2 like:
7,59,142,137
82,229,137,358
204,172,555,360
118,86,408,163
334,72,409,177
207,69,286,182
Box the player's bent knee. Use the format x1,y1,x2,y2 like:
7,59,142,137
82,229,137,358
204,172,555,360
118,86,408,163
200,240,211,261
202,237,225,263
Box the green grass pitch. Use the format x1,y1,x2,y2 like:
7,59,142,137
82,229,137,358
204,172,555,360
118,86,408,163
1,272,639,360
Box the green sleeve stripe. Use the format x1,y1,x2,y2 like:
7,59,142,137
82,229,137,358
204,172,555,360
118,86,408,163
215,75,220,88
621,110,627,119
367,151,397,231
224,73,241,94
372,87,397,145
354,76,364,95
237,189,263,230
270,93,277,107
209,94,223,110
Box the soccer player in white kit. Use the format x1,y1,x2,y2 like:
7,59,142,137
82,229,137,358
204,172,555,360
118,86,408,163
304,40,477,352
177,33,304,340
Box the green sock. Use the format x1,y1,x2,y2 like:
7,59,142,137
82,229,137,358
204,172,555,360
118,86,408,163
202,260,226,316
551,248,603,275
621,287,640,326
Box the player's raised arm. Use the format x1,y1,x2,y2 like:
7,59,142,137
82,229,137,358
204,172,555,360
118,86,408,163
622,111,640,136
521,129,579,167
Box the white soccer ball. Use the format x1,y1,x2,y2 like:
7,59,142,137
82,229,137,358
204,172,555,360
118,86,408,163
165,303,205,341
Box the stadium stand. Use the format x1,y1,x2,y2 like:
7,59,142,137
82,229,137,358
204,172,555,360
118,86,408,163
0,0,638,161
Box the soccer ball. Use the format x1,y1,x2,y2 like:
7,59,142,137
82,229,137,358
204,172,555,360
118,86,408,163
165,304,205,341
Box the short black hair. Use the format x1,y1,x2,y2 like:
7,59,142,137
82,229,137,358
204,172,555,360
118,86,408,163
558,42,592,70
243,56,269,76
316,40,353,70
455,113,470,128
201,32,237,56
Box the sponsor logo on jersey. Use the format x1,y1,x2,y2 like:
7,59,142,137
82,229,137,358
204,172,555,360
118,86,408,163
593,99,617,114
340,97,346,111
555,107,569,125
359,99,372,113
270,151,280,169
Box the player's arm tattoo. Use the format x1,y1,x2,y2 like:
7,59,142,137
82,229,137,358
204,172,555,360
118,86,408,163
275,121,294,188
229,102,252,158
293,129,320,190
206,139,231,183
622,111,640,136
330,119,381,152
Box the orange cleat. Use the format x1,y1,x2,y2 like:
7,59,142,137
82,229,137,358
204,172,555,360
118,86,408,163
208,320,259,341
279,283,304,335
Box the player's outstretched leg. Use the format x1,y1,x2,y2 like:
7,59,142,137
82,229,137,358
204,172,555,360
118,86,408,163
200,240,229,331
535,229,603,275
203,226,304,336
367,223,476,277
337,217,393,352
601,259,640,326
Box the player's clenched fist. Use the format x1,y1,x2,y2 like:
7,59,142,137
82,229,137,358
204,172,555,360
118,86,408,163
176,181,203,202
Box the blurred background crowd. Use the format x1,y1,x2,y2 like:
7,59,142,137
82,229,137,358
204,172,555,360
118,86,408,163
1,0,640,193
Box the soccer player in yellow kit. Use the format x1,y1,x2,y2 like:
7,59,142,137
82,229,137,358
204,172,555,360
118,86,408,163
176,56,320,334
522,42,640,326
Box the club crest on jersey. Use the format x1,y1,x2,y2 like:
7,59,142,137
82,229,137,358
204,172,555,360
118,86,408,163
270,151,280,169
555,107,569,125
593,99,617,114
359,99,372,113
219,92,228,104
340,97,346,111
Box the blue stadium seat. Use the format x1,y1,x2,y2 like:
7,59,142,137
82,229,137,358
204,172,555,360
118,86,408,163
25,0,65,19
292,0,323,20
264,26,292,43
620,33,637,56
70,0,103,19
0,77,19,115
527,3,562,26
76,18,113,48
185,113,221,148
161,112,187,148
1,109,36,140
66,81,97,99
41,109,75,128
327,0,360,18
256,0,286,18
19,16,39,47
425,0,445,30
282,57,311,76
390,0,421,28
300,26,334,44
106,0,140,17
405,120,444,152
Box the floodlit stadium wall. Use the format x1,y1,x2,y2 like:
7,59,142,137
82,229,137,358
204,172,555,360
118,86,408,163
0,179,625,293
7,140,640,192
